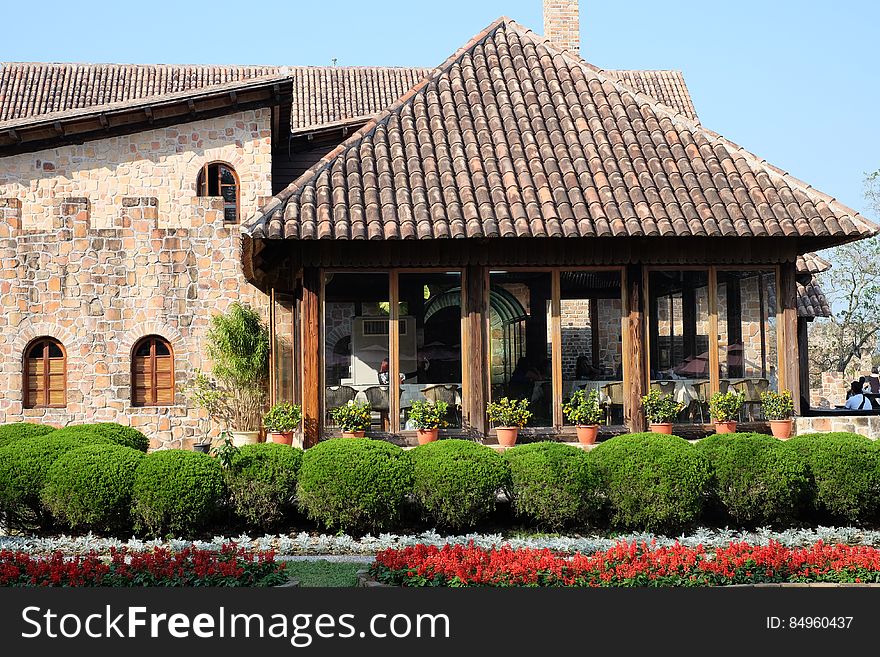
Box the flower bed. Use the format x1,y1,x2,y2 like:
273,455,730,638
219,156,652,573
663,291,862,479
0,543,288,587
371,541,880,587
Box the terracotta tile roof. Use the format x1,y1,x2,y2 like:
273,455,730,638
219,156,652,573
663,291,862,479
796,251,832,275
798,276,832,318
605,70,697,121
245,18,877,242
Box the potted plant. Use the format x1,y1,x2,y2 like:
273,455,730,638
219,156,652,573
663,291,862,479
330,400,372,438
263,401,303,445
486,397,532,446
761,389,795,439
408,399,449,444
561,389,604,445
641,389,684,434
183,303,270,446
709,390,745,434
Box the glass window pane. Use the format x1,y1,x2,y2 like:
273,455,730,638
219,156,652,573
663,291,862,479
489,271,552,427
135,340,152,357
323,272,390,432
207,165,220,196
398,272,462,429
154,340,171,356
223,205,237,223
219,166,236,186
649,270,711,424
221,185,237,203
28,342,44,359
273,291,297,403
717,269,777,420
560,271,623,425
46,341,63,358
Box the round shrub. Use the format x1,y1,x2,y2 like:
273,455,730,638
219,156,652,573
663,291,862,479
132,450,226,536
410,439,508,530
589,432,712,533
786,432,880,523
41,444,145,533
52,423,149,451
695,433,809,526
0,422,56,449
0,432,111,530
227,443,302,530
504,442,600,529
297,438,412,534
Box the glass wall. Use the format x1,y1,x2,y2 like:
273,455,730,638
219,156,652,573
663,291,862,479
323,272,390,431
271,290,297,404
398,272,463,429
560,271,624,425
489,272,553,427
648,270,711,424
717,269,778,420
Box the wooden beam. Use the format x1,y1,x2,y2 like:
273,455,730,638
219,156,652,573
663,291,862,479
300,267,321,447
389,271,400,433
463,264,488,438
778,261,801,415
708,268,720,394
551,270,563,428
797,317,811,411
623,264,646,432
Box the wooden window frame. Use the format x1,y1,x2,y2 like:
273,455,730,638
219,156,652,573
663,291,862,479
131,336,175,407
196,161,240,224
23,337,67,409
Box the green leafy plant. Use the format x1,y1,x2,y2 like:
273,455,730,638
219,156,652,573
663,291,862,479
487,397,532,428
297,438,413,533
226,443,302,530
263,402,303,433
183,303,269,432
709,391,745,422
0,422,55,449
504,442,601,530
410,440,508,529
408,400,449,430
562,389,604,426
329,400,372,433
51,423,149,452
641,389,685,424
210,432,239,469
761,389,795,421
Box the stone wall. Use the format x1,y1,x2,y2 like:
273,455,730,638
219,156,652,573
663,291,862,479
811,371,847,409
0,196,267,449
795,415,880,440
0,109,272,229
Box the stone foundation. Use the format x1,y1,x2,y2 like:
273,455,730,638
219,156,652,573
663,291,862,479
794,415,880,439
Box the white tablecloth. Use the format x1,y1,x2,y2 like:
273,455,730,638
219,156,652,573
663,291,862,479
354,383,462,408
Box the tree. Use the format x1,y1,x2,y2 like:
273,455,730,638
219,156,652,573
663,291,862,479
808,171,880,377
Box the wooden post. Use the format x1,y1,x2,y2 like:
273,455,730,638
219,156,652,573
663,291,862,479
778,262,801,415
707,268,720,395
300,267,321,447
624,264,646,432
463,264,488,438
551,270,563,428
797,317,811,412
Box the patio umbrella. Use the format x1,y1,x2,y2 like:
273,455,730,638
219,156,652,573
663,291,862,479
674,352,709,376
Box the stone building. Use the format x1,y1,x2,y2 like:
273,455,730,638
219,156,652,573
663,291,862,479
0,2,871,447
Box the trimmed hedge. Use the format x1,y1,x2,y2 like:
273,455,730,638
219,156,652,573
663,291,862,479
297,439,413,534
132,450,226,536
227,443,302,530
786,433,880,523
50,423,149,452
505,442,600,529
41,444,145,533
0,422,56,449
0,432,111,529
695,433,809,526
410,439,509,530
590,433,712,533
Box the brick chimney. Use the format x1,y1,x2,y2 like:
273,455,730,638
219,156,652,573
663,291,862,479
543,0,580,54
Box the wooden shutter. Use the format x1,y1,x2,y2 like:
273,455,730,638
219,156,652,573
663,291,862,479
132,337,174,406
24,339,66,408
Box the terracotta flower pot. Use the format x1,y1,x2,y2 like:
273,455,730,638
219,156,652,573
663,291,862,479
649,422,674,435
267,431,294,445
229,430,260,447
714,421,737,434
769,419,793,440
416,428,439,445
495,427,519,447
341,430,366,438
575,424,599,445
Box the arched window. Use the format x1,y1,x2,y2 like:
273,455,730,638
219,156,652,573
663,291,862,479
196,162,239,223
132,336,174,406
24,338,66,408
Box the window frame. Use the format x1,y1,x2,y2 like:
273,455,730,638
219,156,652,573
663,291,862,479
23,337,67,409
131,335,175,407
196,161,240,224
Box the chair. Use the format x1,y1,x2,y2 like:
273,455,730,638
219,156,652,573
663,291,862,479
690,380,711,423
602,382,624,425
324,385,357,424
421,384,462,426
363,385,391,431
650,380,676,398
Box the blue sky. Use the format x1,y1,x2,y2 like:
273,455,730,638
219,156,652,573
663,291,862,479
2,0,877,217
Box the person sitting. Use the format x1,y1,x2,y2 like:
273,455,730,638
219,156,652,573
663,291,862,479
845,381,870,410
575,355,601,380
868,367,880,394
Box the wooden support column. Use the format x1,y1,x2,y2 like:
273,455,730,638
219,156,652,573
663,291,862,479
778,261,801,415
300,267,321,447
624,264,646,432
463,264,488,438
797,317,811,412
